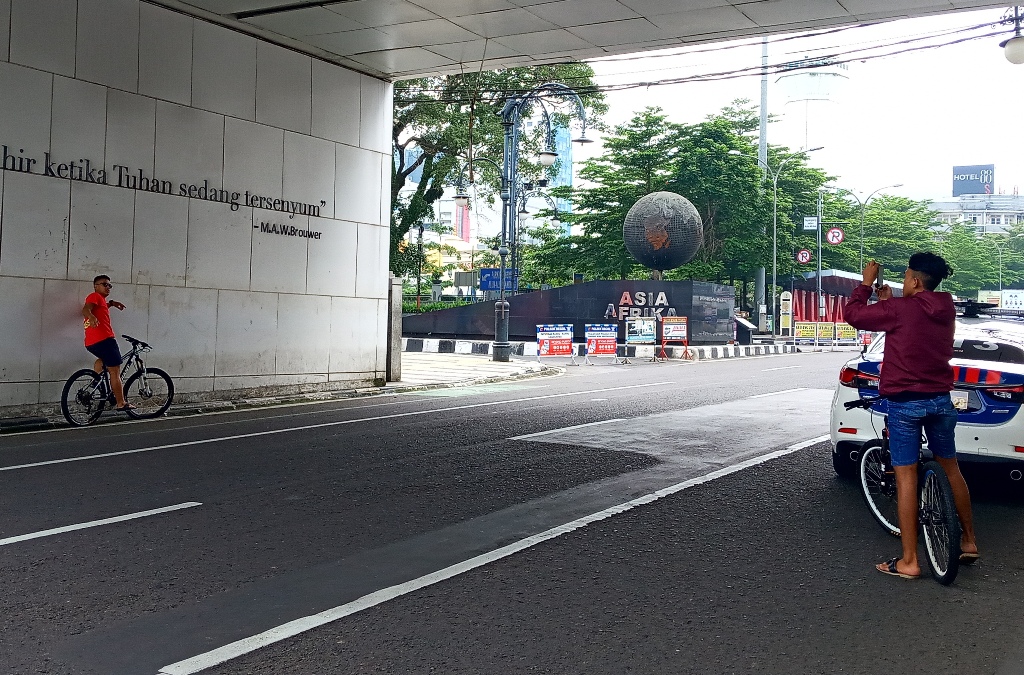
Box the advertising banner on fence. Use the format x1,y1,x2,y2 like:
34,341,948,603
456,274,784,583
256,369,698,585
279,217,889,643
536,324,573,356
662,316,688,342
794,321,817,343
835,322,857,343
625,317,657,344
584,324,618,356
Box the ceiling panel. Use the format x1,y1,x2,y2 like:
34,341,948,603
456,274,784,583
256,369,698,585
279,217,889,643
157,0,1008,80
454,8,560,37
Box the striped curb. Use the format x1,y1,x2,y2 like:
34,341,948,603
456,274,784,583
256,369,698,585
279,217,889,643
401,338,801,360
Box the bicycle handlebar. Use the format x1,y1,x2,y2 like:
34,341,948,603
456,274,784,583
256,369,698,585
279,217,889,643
844,397,881,411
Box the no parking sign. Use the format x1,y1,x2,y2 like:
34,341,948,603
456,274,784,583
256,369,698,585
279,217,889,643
796,249,812,264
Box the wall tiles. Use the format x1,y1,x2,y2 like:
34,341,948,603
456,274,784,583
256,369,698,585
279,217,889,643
374,298,387,372
9,0,75,76
0,275,43,381
106,90,157,180
0,382,38,406
147,286,218,378
51,76,107,170
139,3,193,105
305,216,356,297
334,143,382,225
155,100,224,190
132,190,189,286
250,210,307,294
185,200,252,291
214,289,278,376
107,282,151,344
76,0,140,92
68,182,135,282
311,59,360,145
329,296,378,373
0,61,53,154
256,41,311,135
355,223,388,299
283,131,334,219
39,278,92,382
191,20,256,120
276,293,331,374
224,117,283,200
359,75,390,154
0,0,10,62
0,172,69,279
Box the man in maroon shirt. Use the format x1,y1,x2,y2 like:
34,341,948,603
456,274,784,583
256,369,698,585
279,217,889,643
81,275,133,411
845,253,978,579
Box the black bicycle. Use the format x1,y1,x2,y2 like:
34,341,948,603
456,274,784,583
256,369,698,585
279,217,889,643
61,335,174,426
844,396,961,585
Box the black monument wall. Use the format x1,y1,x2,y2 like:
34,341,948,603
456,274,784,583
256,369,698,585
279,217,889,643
403,280,735,344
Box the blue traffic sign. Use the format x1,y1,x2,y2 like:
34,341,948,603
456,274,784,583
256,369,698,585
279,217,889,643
479,268,520,291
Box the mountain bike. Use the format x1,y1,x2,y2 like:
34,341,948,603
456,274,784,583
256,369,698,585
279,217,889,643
61,335,174,426
844,396,961,585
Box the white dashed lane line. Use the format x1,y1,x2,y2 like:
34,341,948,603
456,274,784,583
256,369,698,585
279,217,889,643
0,502,202,546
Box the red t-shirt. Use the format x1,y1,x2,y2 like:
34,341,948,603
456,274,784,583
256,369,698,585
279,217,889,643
83,292,115,346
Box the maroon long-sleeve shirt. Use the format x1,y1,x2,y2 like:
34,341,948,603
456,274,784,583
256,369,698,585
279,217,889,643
844,284,955,396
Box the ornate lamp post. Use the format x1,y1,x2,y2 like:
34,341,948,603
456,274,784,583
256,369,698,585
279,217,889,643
834,184,903,271
729,147,822,337
457,83,590,362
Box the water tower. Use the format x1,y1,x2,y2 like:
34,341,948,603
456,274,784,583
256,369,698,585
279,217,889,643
774,56,849,150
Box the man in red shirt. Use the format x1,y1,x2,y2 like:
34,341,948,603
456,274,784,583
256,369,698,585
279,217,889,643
82,275,133,411
845,254,979,579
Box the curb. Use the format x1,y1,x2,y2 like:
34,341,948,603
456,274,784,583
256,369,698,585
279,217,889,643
402,338,801,360
0,364,562,434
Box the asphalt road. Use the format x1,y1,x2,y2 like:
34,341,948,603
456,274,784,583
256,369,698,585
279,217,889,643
2,350,1022,675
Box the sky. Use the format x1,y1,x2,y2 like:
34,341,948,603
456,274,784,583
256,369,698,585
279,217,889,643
574,7,1024,203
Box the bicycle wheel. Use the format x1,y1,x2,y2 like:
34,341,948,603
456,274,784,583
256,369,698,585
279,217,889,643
859,441,901,536
920,461,961,585
123,367,174,419
60,369,106,426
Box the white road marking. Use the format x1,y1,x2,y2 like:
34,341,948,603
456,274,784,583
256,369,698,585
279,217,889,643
0,502,201,546
748,387,808,399
0,382,676,473
590,398,608,401
762,365,802,372
511,419,624,441
156,435,829,675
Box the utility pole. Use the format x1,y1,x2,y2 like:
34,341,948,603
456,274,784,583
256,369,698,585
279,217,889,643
755,37,769,332
815,189,824,350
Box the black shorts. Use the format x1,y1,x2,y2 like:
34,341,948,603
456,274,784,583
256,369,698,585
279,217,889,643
86,337,123,368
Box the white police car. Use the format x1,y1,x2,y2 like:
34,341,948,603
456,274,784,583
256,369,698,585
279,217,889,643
831,313,1024,482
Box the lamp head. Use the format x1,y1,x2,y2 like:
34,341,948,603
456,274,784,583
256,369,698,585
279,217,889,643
538,150,558,167
1003,35,1024,64
453,191,469,208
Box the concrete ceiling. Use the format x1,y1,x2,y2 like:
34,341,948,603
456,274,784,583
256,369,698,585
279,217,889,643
153,0,1008,80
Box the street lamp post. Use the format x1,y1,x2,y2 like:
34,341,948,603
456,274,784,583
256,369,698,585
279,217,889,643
834,184,903,271
416,223,424,310
728,147,822,337
455,83,589,362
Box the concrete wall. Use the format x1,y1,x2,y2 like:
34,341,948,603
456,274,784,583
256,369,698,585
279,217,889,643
0,0,393,409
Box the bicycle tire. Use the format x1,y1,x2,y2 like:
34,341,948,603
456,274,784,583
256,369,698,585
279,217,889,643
859,441,901,536
920,461,961,585
123,367,174,419
61,369,106,426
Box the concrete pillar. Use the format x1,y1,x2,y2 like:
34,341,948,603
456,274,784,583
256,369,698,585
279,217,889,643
386,276,403,382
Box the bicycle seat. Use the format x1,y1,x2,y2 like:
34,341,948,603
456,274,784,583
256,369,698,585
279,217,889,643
122,334,150,349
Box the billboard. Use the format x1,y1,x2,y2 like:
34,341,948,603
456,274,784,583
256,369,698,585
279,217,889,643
952,165,994,197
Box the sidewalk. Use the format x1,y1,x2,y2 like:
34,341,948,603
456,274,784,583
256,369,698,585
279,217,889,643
0,353,556,432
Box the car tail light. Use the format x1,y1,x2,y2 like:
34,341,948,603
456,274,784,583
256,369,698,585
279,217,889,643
838,427,858,434
1014,446,1024,453
984,384,1024,404
839,366,879,389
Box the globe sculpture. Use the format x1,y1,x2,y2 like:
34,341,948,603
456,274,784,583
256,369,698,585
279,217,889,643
622,191,703,270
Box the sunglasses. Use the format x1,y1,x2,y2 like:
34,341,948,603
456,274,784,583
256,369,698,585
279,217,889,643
97,282,113,288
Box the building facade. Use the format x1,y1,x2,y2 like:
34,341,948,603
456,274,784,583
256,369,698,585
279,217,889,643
0,0,392,411
929,194,1024,235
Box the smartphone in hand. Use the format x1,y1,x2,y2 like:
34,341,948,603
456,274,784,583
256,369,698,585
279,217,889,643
874,267,884,291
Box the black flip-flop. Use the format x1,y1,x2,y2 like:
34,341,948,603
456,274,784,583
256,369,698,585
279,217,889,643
116,404,137,412
960,552,981,565
876,557,921,580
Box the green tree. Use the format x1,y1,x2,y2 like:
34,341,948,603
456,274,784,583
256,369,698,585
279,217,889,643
940,224,999,297
391,66,605,275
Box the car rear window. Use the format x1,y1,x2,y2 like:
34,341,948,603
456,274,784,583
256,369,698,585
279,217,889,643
953,339,1024,364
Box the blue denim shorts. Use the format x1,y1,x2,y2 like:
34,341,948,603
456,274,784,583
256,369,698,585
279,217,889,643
886,394,958,467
